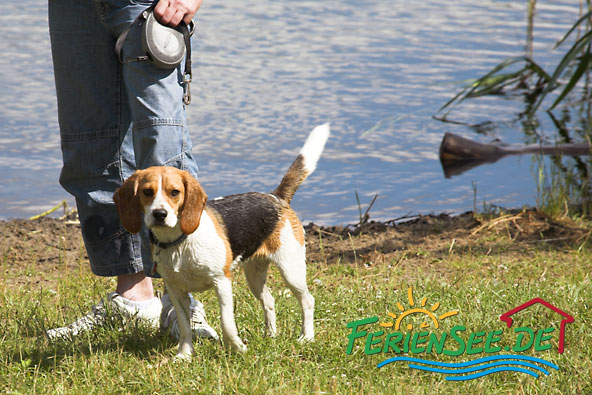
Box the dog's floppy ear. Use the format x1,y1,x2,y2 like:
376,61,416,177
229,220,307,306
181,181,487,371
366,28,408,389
113,172,143,234
179,171,207,235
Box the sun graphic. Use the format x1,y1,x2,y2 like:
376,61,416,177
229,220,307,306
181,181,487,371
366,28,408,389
380,286,458,331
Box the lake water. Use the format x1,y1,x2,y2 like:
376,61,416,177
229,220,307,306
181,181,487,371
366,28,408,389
0,0,585,225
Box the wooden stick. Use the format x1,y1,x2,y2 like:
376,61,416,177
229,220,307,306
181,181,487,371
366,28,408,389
440,132,591,160
439,133,591,177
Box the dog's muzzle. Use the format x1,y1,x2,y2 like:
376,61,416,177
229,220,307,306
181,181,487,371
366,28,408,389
152,209,168,224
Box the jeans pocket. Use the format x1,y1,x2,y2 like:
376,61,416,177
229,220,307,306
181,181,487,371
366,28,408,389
59,131,124,207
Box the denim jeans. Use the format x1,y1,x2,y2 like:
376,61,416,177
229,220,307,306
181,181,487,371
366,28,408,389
48,0,199,276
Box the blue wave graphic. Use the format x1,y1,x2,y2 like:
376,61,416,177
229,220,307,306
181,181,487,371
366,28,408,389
410,360,550,376
445,367,536,381
377,355,559,381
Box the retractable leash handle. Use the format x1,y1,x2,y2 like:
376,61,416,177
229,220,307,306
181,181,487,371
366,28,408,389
115,5,194,105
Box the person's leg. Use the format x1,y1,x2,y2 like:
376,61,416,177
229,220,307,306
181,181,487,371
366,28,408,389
47,0,215,340
103,1,216,340
105,0,199,273
49,0,151,293
106,0,199,173
116,272,155,300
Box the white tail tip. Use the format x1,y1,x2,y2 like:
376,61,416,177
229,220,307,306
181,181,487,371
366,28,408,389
300,123,330,174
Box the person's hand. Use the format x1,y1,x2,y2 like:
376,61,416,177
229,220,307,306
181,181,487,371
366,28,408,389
154,0,203,27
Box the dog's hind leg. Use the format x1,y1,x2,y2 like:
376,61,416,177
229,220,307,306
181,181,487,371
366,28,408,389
243,257,277,337
167,288,194,359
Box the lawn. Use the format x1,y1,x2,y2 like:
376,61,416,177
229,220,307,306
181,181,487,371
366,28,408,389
1,211,591,393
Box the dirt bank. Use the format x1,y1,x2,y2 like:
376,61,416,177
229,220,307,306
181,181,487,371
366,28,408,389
2,209,589,288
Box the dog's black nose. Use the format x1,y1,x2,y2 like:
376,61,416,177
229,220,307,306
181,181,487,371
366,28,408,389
152,209,168,222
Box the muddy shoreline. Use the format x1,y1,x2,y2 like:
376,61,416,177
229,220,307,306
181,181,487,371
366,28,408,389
2,209,587,288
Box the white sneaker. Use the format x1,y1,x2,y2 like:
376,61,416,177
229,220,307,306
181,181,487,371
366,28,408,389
160,293,219,340
46,292,162,340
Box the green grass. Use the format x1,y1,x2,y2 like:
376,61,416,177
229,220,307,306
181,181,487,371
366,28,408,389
1,228,591,394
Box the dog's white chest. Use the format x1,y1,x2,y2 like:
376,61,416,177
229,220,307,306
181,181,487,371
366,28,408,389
152,212,230,292
153,249,213,292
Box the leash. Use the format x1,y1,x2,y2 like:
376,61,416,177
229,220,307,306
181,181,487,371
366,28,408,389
115,5,194,105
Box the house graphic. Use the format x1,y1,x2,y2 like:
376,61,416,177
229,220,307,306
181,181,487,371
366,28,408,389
499,298,574,354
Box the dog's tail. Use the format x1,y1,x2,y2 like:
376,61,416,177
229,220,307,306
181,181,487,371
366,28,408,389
272,123,330,204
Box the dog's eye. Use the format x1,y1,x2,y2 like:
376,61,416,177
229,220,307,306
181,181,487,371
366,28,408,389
143,189,154,197
171,189,180,197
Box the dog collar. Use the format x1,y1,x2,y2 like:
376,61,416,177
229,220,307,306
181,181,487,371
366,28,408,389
149,230,188,249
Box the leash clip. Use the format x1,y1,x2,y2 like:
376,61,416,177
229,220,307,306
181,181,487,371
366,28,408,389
183,73,192,105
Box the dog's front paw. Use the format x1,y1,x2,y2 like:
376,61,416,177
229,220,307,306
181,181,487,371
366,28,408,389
226,338,247,353
173,352,193,362
297,334,314,344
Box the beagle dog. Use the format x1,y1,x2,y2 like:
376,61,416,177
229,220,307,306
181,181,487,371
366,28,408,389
113,124,330,359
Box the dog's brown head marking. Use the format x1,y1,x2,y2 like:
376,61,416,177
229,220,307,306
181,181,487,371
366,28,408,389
113,167,207,235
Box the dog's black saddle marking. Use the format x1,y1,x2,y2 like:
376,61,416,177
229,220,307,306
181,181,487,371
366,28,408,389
207,192,282,260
